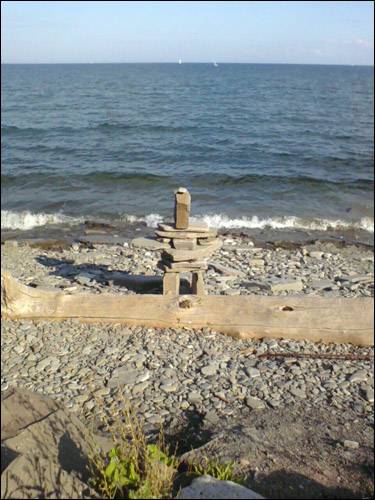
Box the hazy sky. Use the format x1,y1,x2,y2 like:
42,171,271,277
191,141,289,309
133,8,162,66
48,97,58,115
1,1,374,64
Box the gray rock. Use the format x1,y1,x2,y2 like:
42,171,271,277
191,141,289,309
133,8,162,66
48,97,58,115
270,278,303,293
177,474,265,499
1,388,105,499
209,262,246,277
349,371,368,383
131,237,170,251
245,368,261,378
108,367,141,388
205,411,220,424
201,364,219,377
188,392,203,404
364,388,374,403
289,387,306,399
78,234,129,245
245,396,266,410
344,440,359,449
310,251,324,259
309,280,334,291
132,382,150,395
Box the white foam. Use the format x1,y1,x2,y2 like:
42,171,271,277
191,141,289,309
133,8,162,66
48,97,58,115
122,213,164,228
190,214,374,233
1,210,83,230
2,209,373,234
122,212,374,233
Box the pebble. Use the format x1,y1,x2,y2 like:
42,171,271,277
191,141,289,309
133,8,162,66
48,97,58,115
349,370,368,383
245,396,266,410
0,236,373,435
201,364,219,377
344,440,360,449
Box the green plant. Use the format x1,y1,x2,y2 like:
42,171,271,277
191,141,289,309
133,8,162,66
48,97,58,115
84,391,179,499
190,456,246,484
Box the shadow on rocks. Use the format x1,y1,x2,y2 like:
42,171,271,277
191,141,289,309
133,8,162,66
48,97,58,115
163,410,214,457
248,468,371,499
35,255,191,294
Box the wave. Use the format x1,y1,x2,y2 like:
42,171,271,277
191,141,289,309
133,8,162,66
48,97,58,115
2,171,373,189
2,210,373,234
1,210,84,230
191,214,374,233
1,122,197,136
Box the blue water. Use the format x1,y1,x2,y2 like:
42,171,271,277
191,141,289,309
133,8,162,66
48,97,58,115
1,63,374,233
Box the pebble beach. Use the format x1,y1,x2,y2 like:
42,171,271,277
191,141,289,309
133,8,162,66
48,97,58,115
1,231,374,441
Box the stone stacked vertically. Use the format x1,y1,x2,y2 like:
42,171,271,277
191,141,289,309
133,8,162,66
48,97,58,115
156,188,222,296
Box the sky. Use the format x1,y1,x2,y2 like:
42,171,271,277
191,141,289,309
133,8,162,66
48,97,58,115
1,1,374,65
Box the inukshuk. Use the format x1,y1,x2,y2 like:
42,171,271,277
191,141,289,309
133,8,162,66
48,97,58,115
156,187,222,295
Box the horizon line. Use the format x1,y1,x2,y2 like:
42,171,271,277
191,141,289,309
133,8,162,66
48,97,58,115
1,61,374,67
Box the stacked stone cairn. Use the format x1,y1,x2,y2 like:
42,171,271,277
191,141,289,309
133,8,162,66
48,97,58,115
156,187,222,296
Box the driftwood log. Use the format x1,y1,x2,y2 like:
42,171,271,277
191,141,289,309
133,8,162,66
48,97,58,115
1,269,374,346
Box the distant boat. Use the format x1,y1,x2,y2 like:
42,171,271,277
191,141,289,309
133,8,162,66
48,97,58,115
213,61,218,66
178,59,182,64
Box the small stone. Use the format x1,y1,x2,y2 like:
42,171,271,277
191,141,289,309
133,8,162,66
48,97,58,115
95,388,111,397
201,364,218,377
147,414,164,425
289,387,307,399
74,394,89,404
160,383,178,393
344,440,359,449
245,396,265,410
364,388,374,403
248,259,265,267
205,411,220,424
188,392,202,404
132,382,150,395
245,368,261,378
310,251,324,259
136,372,151,383
268,398,281,408
270,279,303,293
349,371,368,383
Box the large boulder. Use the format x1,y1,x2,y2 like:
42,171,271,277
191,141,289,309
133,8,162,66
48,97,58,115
1,388,111,499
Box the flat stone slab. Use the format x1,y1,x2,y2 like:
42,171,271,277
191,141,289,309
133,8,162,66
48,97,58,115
177,475,265,499
209,261,246,278
156,229,217,240
308,279,334,291
108,367,144,388
163,240,222,262
159,221,210,233
130,237,170,250
269,278,303,293
78,235,130,245
159,261,208,273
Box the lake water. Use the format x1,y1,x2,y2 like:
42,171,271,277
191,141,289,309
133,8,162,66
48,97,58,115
1,63,374,238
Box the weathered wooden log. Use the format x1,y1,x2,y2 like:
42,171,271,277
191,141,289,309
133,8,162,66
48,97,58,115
1,269,373,346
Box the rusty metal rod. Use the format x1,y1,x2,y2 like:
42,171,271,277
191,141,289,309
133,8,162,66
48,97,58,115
258,352,374,361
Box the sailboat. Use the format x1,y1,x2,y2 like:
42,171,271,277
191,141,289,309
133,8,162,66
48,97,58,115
213,61,218,66
178,59,182,64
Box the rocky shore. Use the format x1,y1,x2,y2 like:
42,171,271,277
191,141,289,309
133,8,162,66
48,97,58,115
1,232,374,498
